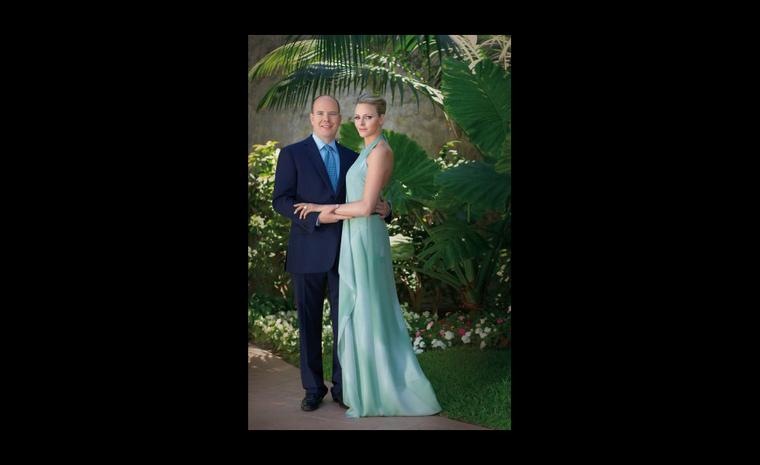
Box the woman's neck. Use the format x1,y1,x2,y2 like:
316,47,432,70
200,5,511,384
363,132,383,147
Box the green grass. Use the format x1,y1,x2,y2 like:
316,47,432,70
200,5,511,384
418,346,511,430
253,334,510,430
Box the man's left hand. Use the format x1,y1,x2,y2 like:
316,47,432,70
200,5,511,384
374,199,390,217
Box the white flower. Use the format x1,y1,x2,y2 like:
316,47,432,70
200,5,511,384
484,327,492,334
444,331,454,341
480,340,487,349
419,341,426,348
431,339,447,350
414,348,424,354
462,333,471,344
250,215,265,228
422,311,430,318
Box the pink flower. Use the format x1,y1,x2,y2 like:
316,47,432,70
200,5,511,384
458,315,465,321
458,328,466,336
426,321,434,330
415,331,421,337
497,319,504,324
439,330,445,336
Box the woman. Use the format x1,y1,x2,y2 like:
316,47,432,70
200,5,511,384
293,95,442,418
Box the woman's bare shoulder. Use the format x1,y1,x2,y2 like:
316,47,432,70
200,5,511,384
368,140,393,163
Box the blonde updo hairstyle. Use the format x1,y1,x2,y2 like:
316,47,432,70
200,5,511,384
356,94,387,116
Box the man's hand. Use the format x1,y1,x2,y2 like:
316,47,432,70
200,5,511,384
318,205,352,223
374,199,390,217
317,210,345,224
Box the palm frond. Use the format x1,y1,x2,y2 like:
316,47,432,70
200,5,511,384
248,39,321,82
256,62,357,111
480,35,511,70
251,35,463,111
257,58,444,112
448,35,485,70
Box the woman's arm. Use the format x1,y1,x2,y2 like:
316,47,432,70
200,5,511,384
292,202,351,220
334,145,393,218
293,144,394,220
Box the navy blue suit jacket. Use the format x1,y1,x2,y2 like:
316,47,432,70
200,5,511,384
272,136,360,274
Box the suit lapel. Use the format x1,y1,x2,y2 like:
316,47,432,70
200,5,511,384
336,142,354,199
304,137,334,194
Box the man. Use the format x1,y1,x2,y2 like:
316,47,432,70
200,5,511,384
272,95,391,411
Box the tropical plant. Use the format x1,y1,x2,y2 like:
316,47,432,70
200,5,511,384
249,35,464,111
410,54,511,312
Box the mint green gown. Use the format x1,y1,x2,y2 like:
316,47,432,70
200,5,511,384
337,134,442,418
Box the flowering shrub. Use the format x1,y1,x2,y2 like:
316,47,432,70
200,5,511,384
250,299,335,354
251,293,511,356
401,304,511,354
249,141,292,299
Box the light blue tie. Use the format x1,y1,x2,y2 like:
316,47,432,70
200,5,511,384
324,145,338,193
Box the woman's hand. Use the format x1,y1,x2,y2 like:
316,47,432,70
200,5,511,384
293,203,337,220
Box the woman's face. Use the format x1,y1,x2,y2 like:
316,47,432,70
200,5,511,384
353,103,384,138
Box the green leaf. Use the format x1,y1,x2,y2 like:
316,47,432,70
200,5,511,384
412,267,462,289
494,130,511,175
436,161,509,213
383,129,441,211
338,121,363,153
441,58,510,163
417,220,490,271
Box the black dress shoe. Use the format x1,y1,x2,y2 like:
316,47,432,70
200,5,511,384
332,393,348,409
301,393,324,412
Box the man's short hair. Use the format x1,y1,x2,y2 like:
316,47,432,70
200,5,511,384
311,95,341,114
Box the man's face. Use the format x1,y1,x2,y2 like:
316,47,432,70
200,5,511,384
310,97,341,143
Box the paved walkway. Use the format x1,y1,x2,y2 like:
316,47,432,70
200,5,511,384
248,344,489,430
